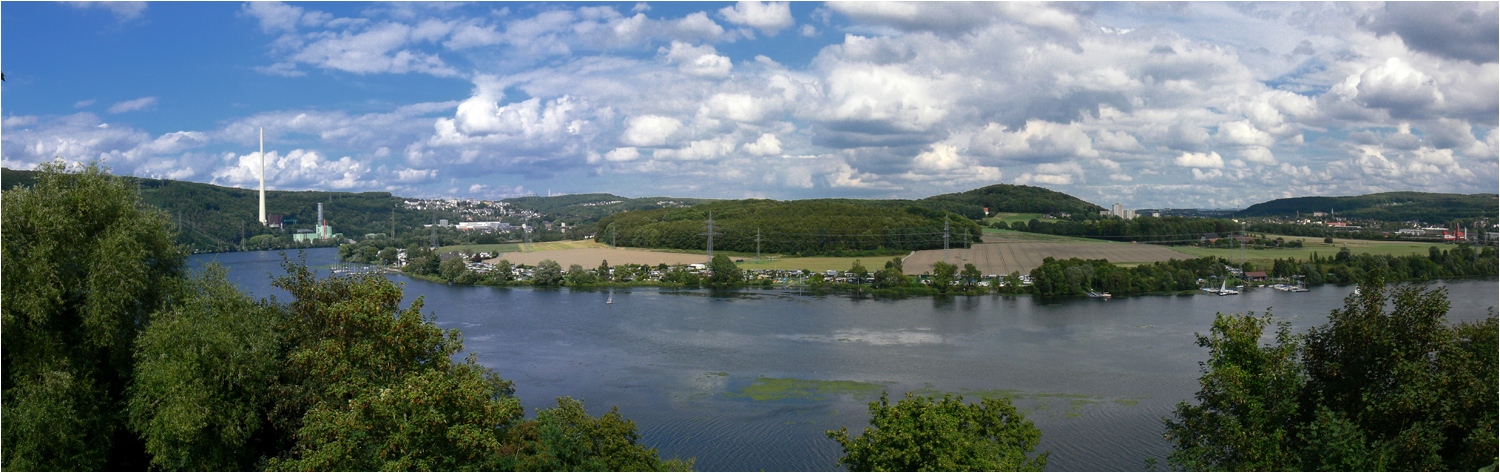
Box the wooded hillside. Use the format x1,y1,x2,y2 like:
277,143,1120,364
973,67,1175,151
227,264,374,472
594,199,982,256
1236,191,1498,222
921,184,1106,219
3,168,444,251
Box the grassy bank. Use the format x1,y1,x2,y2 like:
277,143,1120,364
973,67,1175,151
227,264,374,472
1173,233,1446,267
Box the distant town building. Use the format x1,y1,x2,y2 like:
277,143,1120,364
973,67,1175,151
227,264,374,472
1103,203,1137,219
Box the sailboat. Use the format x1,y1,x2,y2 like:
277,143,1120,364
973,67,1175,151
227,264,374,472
1217,280,1239,296
607,291,614,305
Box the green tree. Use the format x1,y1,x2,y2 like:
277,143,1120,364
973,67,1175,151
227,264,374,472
264,263,526,470
440,256,469,281
566,263,596,286
128,266,285,471
931,261,958,293
1162,312,1304,470
377,247,399,265
509,397,693,471
403,250,440,276
706,254,743,287
885,256,904,273
828,392,1048,471
492,259,514,283
532,259,564,286
597,259,611,282
999,272,1025,295
960,263,983,289
1165,273,1498,471
873,267,909,289
2,162,186,470
849,259,870,283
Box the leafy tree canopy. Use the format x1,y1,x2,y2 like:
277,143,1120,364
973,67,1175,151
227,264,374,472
828,392,1048,472
2,161,186,470
1164,272,1498,471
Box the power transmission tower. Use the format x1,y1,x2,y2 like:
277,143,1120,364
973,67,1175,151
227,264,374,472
430,208,438,249
943,215,950,263
701,211,720,263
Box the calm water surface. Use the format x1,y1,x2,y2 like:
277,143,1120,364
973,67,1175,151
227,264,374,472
194,248,1499,471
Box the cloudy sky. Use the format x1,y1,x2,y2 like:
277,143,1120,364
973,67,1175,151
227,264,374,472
3,2,1496,208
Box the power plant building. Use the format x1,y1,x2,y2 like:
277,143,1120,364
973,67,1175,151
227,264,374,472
293,203,340,243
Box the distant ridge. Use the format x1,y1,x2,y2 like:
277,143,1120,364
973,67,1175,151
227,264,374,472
500,193,715,220
2,167,423,251
921,184,1106,219
1235,191,1498,222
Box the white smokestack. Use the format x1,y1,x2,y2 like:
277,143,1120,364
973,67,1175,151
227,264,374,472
258,128,266,225
318,202,323,226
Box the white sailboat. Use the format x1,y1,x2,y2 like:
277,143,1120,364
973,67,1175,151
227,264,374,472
607,291,614,305
1216,280,1239,296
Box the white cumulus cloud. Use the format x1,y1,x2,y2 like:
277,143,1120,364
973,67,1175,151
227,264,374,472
719,1,794,36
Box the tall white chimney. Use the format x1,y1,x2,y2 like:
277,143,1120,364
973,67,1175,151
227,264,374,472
258,128,266,225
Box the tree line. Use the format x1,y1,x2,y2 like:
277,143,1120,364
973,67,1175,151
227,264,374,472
1264,244,1498,285
594,199,982,256
995,215,1242,243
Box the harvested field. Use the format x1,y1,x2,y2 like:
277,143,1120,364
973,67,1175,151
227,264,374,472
484,247,711,268
903,242,1195,276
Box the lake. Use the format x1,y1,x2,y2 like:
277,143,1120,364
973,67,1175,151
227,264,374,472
193,248,1498,471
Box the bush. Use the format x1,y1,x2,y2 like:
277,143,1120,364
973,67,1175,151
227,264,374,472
828,392,1048,471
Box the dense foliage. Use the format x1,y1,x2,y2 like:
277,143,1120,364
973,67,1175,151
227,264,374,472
1164,274,1498,471
1235,191,1498,222
1263,243,1498,284
1027,256,1227,297
1003,216,1241,243
922,183,1105,219
828,392,1048,471
2,162,185,470
595,199,981,256
2,164,688,471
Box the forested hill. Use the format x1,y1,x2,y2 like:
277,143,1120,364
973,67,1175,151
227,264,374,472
2,168,440,251
921,184,1106,219
594,199,983,256
1235,191,1498,222
501,193,715,220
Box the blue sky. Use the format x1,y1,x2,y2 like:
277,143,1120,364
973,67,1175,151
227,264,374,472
3,2,1496,208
